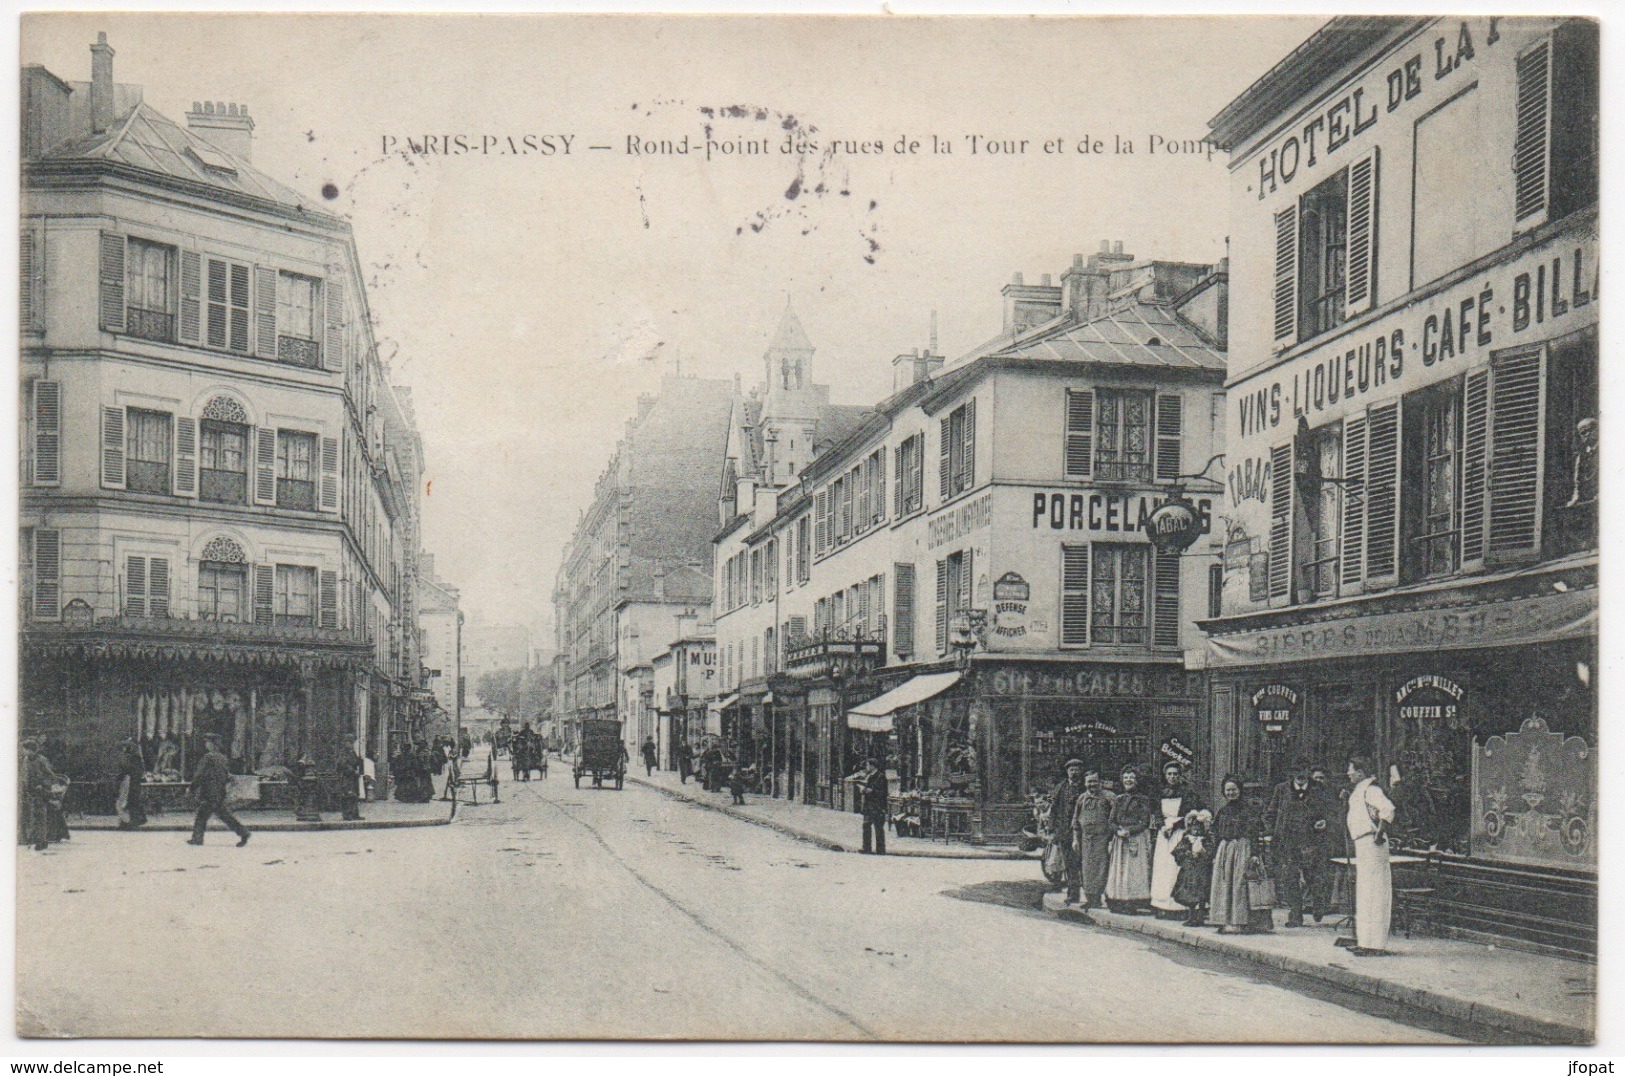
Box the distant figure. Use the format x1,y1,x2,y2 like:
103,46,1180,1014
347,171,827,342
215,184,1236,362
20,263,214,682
19,738,56,851
188,735,250,847
640,737,658,777
339,740,366,821
846,757,890,855
676,739,694,784
728,758,751,806
117,739,148,830
459,729,473,760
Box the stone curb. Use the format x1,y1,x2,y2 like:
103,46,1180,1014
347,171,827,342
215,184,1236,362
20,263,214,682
627,775,1033,860
1040,893,1591,1044
70,813,453,833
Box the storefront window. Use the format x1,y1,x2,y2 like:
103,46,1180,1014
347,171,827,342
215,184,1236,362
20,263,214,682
1027,700,1150,793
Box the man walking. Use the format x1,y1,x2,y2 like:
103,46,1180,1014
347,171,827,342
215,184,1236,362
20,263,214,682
339,740,366,821
1049,759,1087,904
1344,755,1396,955
676,738,694,784
1265,765,1335,926
188,735,251,847
847,757,890,855
1074,770,1116,910
640,736,659,777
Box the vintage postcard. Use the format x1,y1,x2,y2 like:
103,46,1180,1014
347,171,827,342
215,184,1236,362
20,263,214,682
14,12,1600,1044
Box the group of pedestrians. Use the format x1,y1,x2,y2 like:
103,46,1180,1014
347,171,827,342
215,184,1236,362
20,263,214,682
18,737,71,851
1049,754,1399,956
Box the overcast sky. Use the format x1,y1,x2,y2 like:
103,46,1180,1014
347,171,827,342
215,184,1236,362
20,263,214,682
23,13,1321,642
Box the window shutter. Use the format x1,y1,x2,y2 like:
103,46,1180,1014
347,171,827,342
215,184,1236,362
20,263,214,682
1486,350,1546,562
814,490,827,554
253,564,275,624
254,265,278,357
1339,413,1368,592
1513,38,1553,225
894,445,904,517
206,258,229,348
1153,548,1180,649
178,249,202,343
100,405,127,489
99,231,127,332
1272,204,1298,347
229,263,251,352
1060,544,1090,647
1267,441,1295,604
32,380,60,487
1155,393,1183,481
148,557,170,619
959,550,975,621
1363,401,1402,588
320,436,340,512
1344,148,1379,318
126,555,148,618
324,276,346,372
21,225,43,331
876,449,887,523
173,416,198,497
939,416,952,499
960,399,976,492
935,558,949,654
254,427,278,505
320,569,339,629
1064,389,1095,479
894,563,915,657
856,464,870,531
32,530,60,621
1459,367,1491,573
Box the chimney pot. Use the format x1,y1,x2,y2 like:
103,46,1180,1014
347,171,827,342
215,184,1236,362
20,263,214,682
1099,240,1111,254
1114,241,1124,255
1041,274,1051,286
1073,253,1084,270
1013,271,1024,286
89,31,116,134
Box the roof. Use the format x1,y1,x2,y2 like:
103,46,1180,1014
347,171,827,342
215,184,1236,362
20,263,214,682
42,100,327,216
991,300,1225,372
767,299,814,354
811,404,874,453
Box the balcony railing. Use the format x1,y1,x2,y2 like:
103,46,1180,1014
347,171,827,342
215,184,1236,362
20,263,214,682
278,335,322,369
27,611,367,649
276,478,317,511
126,307,175,344
200,468,248,505
126,460,171,495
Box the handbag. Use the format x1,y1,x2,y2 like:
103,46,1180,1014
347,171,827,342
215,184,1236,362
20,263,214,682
1042,837,1067,881
1246,854,1277,910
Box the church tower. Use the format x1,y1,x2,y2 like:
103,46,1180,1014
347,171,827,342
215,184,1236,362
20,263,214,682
757,298,829,485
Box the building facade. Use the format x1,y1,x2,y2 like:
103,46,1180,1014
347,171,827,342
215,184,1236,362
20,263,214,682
715,251,1227,840
1203,16,1597,955
417,553,463,733
553,374,734,757
19,35,431,806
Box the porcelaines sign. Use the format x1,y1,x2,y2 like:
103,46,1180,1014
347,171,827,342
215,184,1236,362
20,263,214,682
1031,490,1214,538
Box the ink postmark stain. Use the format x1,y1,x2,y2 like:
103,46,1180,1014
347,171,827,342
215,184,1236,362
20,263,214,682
321,182,340,200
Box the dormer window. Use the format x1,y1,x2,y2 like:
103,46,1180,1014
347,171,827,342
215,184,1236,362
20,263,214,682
186,142,238,175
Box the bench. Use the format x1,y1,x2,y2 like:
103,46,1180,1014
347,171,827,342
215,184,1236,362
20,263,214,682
448,754,500,805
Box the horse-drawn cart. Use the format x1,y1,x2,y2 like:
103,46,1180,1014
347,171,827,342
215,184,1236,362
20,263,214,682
573,718,627,790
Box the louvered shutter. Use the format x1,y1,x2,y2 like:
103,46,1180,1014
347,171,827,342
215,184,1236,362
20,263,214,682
1152,548,1180,649
173,416,198,497
856,463,870,531
21,226,42,331
1155,393,1183,481
228,263,250,352
1459,368,1491,572
939,416,952,499
1513,38,1553,225
894,563,915,657
206,258,229,348
324,276,345,372
1486,350,1546,562
253,564,275,624
1272,204,1298,347
1344,148,1380,318
1339,414,1368,592
178,250,202,343
1363,401,1402,588
1064,389,1095,479
100,405,127,489
320,569,339,629
814,490,827,554
126,555,148,618
254,427,278,505
960,399,976,492
894,446,904,516
99,232,127,332
320,436,340,511
959,549,974,617
1267,441,1295,604
876,449,887,523
1060,544,1090,647
935,558,949,654
254,265,278,357
32,381,60,487
147,557,170,619
32,530,61,620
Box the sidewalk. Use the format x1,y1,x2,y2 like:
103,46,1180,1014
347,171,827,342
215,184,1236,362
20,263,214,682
1040,892,1595,1043
71,796,453,833
629,769,1035,860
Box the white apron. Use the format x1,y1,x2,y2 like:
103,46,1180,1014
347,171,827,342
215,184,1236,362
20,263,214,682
1354,834,1393,950
1150,795,1186,911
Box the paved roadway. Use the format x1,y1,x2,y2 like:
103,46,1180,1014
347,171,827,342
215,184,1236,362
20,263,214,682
16,768,1465,1042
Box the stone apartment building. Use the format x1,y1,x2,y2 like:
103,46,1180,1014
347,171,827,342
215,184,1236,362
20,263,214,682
19,34,432,804
417,553,463,728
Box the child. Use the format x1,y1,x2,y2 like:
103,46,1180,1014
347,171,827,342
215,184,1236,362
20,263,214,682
729,760,752,806
1172,809,1215,927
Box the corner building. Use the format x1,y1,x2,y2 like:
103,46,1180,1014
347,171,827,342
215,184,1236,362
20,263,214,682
1203,16,1597,956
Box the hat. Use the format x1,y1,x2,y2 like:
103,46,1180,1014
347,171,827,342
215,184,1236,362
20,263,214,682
1162,758,1184,771
20,736,39,749
1064,758,1084,769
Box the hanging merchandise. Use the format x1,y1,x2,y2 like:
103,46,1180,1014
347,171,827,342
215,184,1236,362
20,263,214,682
132,694,142,738
173,692,184,735
185,691,196,735
144,694,157,739
231,701,247,759
157,692,169,739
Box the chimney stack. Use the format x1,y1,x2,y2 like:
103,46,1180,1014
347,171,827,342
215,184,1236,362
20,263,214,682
186,99,255,162
89,32,115,134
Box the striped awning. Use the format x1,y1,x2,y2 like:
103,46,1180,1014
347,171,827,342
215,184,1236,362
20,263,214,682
846,672,961,733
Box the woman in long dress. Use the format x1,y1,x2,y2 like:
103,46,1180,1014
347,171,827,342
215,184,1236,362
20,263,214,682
1208,774,1272,934
1150,760,1202,918
1104,767,1155,914
116,740,148,829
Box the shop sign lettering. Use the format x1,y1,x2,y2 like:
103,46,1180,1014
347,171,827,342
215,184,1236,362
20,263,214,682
991,572,1030,639
1396,674,1466,727
1251,683,1300,731
928,492,993,549
988,665,1200,699
1032,490,1213,537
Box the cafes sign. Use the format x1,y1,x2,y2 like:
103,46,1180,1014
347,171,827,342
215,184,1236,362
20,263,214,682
1252,683,1300,732
987,665,1202,700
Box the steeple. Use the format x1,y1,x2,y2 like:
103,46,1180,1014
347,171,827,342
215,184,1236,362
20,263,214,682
764,297,814,394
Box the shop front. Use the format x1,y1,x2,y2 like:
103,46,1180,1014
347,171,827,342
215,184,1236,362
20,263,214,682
1203,563,1597,956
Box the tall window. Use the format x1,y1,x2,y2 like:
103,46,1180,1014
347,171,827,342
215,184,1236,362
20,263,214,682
1298,168,1349,340
896,433,924,514
126,238,175,342
125,408,172,494
1094,389,1153,482
277,272,321,368
206,258,251,353
940,401,976,498
1301,422,1344,599
1090,543,1149,646
198,562,247,621
276,430,317,510
274,564,316,627
1403,381,1462,581
200,420,248,504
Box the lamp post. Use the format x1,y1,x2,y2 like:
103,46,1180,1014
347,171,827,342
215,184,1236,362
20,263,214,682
949,610,988,843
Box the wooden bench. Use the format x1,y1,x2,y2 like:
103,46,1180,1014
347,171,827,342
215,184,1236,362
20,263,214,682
448,754,500,805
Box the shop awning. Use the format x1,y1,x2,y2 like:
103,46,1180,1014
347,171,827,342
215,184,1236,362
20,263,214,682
846,671,961,733
709,693,739,713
